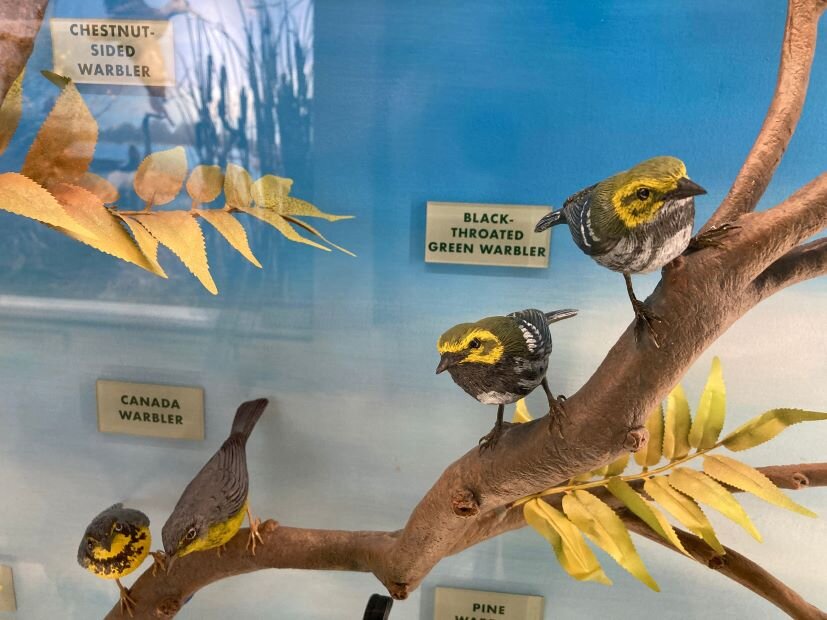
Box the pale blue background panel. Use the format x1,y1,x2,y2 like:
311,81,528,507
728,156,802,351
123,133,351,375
0,0,825,618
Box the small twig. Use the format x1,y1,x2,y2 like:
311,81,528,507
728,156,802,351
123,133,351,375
623,513,827,619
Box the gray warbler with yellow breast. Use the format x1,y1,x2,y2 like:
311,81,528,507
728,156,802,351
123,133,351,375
162,398,269,570
437,308,577,449
534,156,713,346
78,503,163,616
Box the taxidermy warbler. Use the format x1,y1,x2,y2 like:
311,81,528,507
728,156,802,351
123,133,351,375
78,503,157,616
534,156,706,346
437,308,577,449
162,399,269,570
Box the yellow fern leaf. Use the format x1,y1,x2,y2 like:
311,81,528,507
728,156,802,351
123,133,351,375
132,212,216,293
663,384,691,460
703,455,816,517
688,357,726,450
607,478,688,556
524,499,611,585
196,210,261,268
0,69,24,156
186,165,224,204
133,146,187,206
0,172,92,237
635,404,663,468
50,183,159,274
643,477,724,555
668,468,760,541
21,76,97,186
562,490,659,591
722,409,827,451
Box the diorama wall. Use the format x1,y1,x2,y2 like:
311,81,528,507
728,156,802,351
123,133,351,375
0,0,825,618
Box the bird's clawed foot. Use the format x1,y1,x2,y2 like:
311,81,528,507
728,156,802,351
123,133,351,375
632,299,665,348
116,579,136,617
548,396,568,438
149,550,166,576
246,507,264,556
686,222,740,253
216,544,227,558
478,421,513,452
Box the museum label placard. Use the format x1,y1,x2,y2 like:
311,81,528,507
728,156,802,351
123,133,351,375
434,587,543,620
425,202,551,268
96,379,204,440
50,18,175,86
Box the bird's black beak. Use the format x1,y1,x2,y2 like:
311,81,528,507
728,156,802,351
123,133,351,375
436,354,456,374
666,177,707,200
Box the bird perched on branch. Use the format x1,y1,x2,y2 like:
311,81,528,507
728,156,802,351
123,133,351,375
162,398,269,570
437,308,577,449
534,156,707,346
78,503,160,616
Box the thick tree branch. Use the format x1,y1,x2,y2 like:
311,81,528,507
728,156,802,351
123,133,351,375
623,514,827,620
752,237,827,301
0,0,48,103
706,0,826,229
107,464,827,618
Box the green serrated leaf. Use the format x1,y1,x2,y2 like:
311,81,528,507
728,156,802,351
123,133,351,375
668,467,760,541
689,357,726,450
722,409,827,451
703,455,816,517
663,384,691,460
562,490,659,591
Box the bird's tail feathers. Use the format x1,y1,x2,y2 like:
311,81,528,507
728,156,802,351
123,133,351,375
230,398,268,443
534,209,565,232
545,309,578,324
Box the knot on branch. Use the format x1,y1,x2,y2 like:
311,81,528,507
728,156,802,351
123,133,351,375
707,555,727,571
451,488,480,517
262,519,280,533
623,426,648,452
387,582,409,600
155,597,181,618
792,472,810,488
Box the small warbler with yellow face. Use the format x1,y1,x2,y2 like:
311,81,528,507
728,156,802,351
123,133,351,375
77,503,154,616
535,156,706,346
437,308,577,449
162,399,269,570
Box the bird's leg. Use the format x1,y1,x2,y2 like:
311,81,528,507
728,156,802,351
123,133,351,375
216,544,227,558
541,377,568,437
246,506,264,556
478,404,512,452
115,578,136,617
624,273,664,348
686,222,740,253
149,550,166,576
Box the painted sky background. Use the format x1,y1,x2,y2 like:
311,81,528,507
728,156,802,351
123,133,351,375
0,0,825,618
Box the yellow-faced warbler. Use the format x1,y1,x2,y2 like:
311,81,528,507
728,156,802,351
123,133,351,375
535,156,706,346
162,399,269,570
77,503,158,616
437,308,577,449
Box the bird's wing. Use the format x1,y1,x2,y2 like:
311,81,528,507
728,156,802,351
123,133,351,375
561,183,619,256
507,309,552,356
174,437,249,523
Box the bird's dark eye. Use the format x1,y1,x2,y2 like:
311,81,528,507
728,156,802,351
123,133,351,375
86,539,95,550
185,527,197,541
636,187,650,200
113,522,123,532
469,338,481,349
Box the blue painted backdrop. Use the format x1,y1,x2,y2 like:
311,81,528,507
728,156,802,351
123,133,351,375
0,0,825,618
